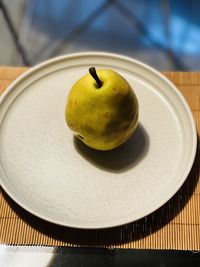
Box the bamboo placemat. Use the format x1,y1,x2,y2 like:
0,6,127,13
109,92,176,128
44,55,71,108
0,67,199,250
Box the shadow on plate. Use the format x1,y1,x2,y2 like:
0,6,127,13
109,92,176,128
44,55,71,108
1,136,199,247
73,123,149,173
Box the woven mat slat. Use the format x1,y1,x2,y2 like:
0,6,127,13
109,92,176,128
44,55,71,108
0,68,200,250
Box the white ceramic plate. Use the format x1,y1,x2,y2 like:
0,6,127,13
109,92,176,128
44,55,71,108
0,52,197,229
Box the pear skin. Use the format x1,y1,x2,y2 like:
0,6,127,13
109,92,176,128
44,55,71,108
66,68,139,151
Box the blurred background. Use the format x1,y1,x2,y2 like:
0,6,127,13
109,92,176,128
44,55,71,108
0,0,200,70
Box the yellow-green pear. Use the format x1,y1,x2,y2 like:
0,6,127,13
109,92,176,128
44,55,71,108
65,67,139,151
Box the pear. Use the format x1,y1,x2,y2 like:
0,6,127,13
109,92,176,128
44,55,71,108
65,67,139,151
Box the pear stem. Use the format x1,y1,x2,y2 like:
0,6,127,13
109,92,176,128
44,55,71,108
89,67,102,88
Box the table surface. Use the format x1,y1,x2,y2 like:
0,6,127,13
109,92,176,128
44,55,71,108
0,67,200,250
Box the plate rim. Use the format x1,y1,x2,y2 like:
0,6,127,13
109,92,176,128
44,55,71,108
0,52,197,229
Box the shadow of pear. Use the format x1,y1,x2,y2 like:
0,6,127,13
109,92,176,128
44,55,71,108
73,123,149,173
